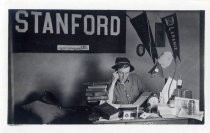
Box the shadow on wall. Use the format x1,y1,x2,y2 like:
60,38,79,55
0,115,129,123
62,56,111,107
15,56,112,108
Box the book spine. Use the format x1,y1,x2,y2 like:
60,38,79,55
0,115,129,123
85,92,94,97
86,88,106,92
88,85,107,89
94,92,107,96
87,96,108,101
86,92,107,96
82,82,109,86
87,100,99,103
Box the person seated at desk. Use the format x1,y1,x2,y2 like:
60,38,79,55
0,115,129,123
107,57,146,104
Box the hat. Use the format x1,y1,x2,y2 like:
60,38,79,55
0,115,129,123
111,57,135,72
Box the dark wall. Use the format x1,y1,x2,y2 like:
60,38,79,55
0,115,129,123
11,11,201,107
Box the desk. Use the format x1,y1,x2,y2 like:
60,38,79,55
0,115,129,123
94,117,189,124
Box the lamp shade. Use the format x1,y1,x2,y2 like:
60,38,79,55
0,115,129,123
158,51,173,68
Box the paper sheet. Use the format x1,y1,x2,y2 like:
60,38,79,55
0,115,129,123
177,108,204,121
158,101,204,121
158,104,180,117
174,97,200,113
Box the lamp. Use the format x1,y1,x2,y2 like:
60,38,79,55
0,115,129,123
149,51,178,103
148,51,173,77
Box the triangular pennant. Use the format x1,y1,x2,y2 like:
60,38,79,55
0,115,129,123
161,14,181,61
130,12,158,64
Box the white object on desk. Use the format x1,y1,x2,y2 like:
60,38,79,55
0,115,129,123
174,97,200,114
159,92,164,104
161,77,177,103
177,79,182,86
140,112,151,119
139,112,159,119
158,104,180,118
98,117,121,121
123,111,134,120
177,108,204,121
147,94,159,108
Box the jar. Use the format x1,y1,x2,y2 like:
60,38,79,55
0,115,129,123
188,100,195,115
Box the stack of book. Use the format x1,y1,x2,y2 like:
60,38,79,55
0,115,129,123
86,84,108,103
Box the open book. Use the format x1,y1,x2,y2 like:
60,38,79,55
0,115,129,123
109,92,152,109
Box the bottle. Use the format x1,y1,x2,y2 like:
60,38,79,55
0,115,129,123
169,95,175,108
173,75,182,97
177,75,183,97
188,100,195,115
182,89,192,99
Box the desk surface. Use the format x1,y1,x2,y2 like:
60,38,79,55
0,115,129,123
94,117,189,124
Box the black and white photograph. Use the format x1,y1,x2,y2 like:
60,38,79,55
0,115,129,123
1,0,210,133
8,9,205,125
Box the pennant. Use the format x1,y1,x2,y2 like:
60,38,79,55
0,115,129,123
161,14,181,61
130,12,158,64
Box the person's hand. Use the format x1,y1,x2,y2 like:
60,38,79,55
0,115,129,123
107,72,119,104
112,71,119,82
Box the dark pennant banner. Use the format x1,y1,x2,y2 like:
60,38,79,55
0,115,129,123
130,11,158,64
161,14,181,61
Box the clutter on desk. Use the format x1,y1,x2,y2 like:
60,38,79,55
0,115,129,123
174,97,200,115
161,76,194,103
157,76,204,121
92,91,161,121
157,97,204,121
87,77,204,122
176,108,204,121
